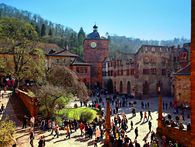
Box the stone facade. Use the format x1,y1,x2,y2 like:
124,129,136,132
103,45,178,97
83,26,109,88
46,49,91,87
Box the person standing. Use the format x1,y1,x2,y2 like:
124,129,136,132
80,122,85,136
53,123,59,138
38,135,45,147
22,115,28,129
95,127,101,142
30,116,35,128
29,129,34,147
134,127,138,139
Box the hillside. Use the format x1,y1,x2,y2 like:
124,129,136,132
0,3,190,58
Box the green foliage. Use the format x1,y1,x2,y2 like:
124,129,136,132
37,83,72,117
0,119,16,146
47,66,89,102
48,28,52,36
80,111,94,122
27,90,35,97
58,107,98,123
0,17,46,86
41,24,46,37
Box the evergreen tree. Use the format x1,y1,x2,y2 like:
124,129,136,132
35,25,40,36
41,23,46,37
77,27,85,56
48,28,52,36
78,27,85,46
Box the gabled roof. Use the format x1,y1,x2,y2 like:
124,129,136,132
174,63,190,75
71,56,90,66
47,49,78,57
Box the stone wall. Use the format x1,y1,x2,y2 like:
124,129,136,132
83,39,109,87
174,75,190,105
191,1,195,146
158,125,191,147
16,89,38,117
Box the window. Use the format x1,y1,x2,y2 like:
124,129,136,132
109,71,111,76
131,69,135,75
162,69,166,75
151,68,157,75
121,70,123,75
143,69,150,75
76,67,79,73
111,70,113,76
152,47,155,52
126,69,130,76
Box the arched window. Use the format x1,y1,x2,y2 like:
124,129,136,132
120,81,123,93
127,81,131,94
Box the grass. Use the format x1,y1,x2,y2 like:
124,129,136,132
57,107,99,122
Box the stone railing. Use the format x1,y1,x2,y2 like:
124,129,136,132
16,89,38,117
157,121,191,146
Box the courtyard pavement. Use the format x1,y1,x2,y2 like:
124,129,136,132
0,93,190,147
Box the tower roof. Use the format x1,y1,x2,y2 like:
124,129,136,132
87,25,100,39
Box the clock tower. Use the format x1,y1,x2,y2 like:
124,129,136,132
83,25,109,88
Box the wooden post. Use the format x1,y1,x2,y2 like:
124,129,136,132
191,1,195,146
104,96,111,146
157,85,162,132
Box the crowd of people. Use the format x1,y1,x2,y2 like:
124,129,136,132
19,92,188,147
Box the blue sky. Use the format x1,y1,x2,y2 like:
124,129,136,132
1,0,191,40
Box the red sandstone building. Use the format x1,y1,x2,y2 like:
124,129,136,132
83,25,109,88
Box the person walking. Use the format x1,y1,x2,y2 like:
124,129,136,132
144,111,147,122
148,110,152,120
65,125,71,139
148,121,152,132
134,127,138,139
131,121,133,130
140,111,143,121
29,129,34,147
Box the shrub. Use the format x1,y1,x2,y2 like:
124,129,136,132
80,111,93,122
0,119,16,146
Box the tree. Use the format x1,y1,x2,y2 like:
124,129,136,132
0,119,16,146
77,27,85,56
0,18,45,87
78,27,85,46
35,25,40,36
37,83,71,117
48,28,52,36
41,23,46,37
47,66,89,102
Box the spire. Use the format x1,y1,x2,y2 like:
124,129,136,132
93,24,98,32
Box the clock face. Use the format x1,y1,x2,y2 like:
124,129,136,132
90,42,97,48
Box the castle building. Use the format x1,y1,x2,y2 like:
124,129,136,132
102,45,177,97
83,25,109,88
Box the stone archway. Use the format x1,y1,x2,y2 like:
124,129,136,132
106,79,113,94
120,81,123,94
127,81,131,95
